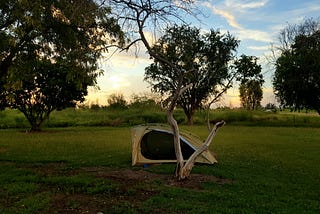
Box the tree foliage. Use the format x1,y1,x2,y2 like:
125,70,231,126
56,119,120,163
273,18,320,114
239,80,263,110
0,0,124,130
234,55,264,110
145,25,239,124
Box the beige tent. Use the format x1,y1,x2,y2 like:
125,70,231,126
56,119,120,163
131,125,217,166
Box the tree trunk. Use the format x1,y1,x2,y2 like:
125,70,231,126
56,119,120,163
165,82,226,180
170,109,225,180
166,79,187,179
186,113,194,126
167,110,185,178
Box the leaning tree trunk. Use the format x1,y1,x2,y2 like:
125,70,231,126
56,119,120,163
168,106,225,180
166,82,225,180
166,78,187,178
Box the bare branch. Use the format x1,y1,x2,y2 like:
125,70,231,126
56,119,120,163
182,120,225,178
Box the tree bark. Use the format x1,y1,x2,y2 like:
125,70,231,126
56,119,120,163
186,113,194,126
182,120,225,178
166,82,226,180
166,79,189,178
167,87,225,180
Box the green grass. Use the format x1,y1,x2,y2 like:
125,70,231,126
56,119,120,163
1,107,320,130
205,109,320,127
0,126,319,213
0,127,131,166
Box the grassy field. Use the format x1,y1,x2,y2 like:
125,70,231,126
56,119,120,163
0,125,319,213
1,107,320,130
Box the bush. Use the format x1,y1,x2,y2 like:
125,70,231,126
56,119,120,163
107,94,127,110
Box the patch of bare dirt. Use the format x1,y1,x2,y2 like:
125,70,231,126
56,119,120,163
31,164,233,190
92,168,233,190
47,168,233,213
50,194,106,214
24,164,233,213
167,173,233,190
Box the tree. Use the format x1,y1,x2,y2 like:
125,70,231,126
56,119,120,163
6,59,97,130
107,0,226,180
239,80,263,110
144,25,239,125
129,94,161,110
107,93,127,109
273,18,320,114
0,0,124,131
234,55,264,110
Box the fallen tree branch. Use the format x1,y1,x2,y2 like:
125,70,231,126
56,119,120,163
180,120,226,179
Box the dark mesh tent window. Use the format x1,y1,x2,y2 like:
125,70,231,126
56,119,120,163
140,130,195,160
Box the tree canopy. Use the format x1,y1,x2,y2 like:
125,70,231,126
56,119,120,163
273,18,320,114
234,55,264,110
0,0,124,130
144,25,239,125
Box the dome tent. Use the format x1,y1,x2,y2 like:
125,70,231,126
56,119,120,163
131,125,217,166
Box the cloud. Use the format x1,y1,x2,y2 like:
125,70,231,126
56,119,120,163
201,1,274,44
225,0,269,10
286,2,320,20
237,29,273,43
247,45,271,51
203,2,242,29
86,73,150,106
214,7,242,29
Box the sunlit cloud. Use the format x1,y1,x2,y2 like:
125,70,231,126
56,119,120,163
85,74,150,106
108,75,131,90
201,1,273,43
203,2,242,29
104,53,151,71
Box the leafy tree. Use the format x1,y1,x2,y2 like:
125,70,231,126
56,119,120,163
145,25,239,125
5,59,96,130
273,18,320,114
239,80,263,110
0,0,124,131
234,55,264,110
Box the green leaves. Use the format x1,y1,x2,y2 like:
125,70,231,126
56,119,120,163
145,25,239,124
234,55,264,110
274,18,320,114
0,0,125,130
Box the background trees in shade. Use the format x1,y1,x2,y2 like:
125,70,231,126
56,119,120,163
273,18,320,114
234,55,264,111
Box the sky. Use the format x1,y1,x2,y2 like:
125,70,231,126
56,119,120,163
85,0,320,107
